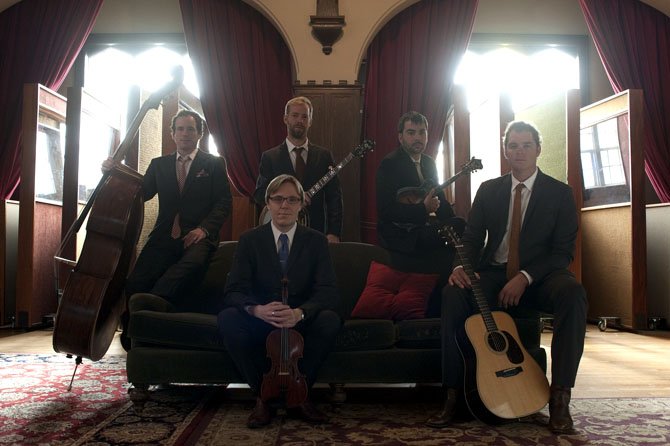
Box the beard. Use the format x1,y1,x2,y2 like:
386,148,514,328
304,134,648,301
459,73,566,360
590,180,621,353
289,124,306,140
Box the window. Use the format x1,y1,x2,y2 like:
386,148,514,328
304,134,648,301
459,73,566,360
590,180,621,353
438,34,588,184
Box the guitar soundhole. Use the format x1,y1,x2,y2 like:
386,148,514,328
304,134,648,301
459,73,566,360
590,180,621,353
486,331,508,352
503,331,524,364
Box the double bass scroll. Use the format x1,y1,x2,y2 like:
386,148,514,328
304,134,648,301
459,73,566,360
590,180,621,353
53,66,185,362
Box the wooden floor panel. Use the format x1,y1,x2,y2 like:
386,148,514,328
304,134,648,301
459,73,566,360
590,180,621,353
1,324,669,398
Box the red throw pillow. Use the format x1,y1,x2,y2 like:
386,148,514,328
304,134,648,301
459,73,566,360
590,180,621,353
351,261,439,321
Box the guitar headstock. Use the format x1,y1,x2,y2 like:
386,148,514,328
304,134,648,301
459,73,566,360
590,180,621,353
437,224,462,247
353,139,375,157
461,157,483,174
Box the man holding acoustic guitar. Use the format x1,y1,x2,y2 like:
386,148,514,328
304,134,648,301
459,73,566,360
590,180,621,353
427,121,587,434
218,174,342,428
254,96,343,242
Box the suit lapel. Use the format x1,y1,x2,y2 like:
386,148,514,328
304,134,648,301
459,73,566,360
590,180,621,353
286,225,307,274
181,150,206,196
278,143,295,177
260,224,284,274
522,169,545,231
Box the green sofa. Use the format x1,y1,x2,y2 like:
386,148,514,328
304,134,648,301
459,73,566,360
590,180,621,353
126,241,546,402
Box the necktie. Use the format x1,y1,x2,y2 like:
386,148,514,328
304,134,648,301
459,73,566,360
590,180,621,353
278,233,289,275
171,155,191,239
506,183,525,279
293,147,306,182
414,160,424,182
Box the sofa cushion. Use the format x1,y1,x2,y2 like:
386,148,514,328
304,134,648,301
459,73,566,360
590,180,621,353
350,261,438,321
329,243,391,318
395,318,441,349
333,319,396,351
129,295,224,350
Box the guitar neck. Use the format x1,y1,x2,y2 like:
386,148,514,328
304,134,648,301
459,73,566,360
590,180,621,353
452,243,499,333
306,152,355,198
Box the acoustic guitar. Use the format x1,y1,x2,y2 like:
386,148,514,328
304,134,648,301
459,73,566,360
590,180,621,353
440,225,550,424
396,157,482,204
258,139,375,226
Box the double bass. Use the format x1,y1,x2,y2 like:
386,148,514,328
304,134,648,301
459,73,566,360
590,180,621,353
52,67,185,366
260,278,308,407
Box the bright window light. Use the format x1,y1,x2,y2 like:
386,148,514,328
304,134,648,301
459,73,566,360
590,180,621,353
454,48,579,112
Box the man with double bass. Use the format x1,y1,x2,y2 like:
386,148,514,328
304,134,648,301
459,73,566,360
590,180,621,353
218,174,342,428
107,110,232,350
254,96,343,242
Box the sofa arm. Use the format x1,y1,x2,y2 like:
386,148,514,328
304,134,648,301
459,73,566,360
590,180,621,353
129,293,176,313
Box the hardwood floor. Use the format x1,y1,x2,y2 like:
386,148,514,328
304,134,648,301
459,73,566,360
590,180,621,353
1,323,669,399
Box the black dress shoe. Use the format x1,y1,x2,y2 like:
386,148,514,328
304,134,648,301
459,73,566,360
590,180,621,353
295,400,328,424
425,388,459,428
247,398,272,428
548,386,574,433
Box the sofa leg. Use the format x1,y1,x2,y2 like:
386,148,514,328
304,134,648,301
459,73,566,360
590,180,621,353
328,383,347,404
128,383,150,413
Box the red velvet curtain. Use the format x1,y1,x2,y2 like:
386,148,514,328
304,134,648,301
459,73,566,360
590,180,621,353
579,0,670,201
360,0,479,243
179,0,293,197
0,0,103,199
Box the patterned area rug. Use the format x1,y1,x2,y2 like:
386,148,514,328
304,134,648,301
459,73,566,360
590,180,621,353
1,354,669,445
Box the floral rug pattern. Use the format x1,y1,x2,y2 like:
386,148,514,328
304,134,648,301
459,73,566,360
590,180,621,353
1,354,670,445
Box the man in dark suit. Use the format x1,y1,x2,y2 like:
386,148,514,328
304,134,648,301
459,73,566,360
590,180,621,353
218,174,342,429
426,121,587,434
123,109,232,317
254,96,343,242
376,111,463,276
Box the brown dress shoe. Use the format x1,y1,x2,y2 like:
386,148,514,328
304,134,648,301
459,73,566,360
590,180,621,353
295,400,329,424
548,386,573,433
247,397,272,428
425,388,459,428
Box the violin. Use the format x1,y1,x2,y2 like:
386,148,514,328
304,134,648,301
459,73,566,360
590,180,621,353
260,278,308,408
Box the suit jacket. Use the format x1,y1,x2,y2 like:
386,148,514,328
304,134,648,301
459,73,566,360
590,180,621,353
376,147,455,253
462,169,578,283
143,150,232,243
254,142,343,237
223,224,342,320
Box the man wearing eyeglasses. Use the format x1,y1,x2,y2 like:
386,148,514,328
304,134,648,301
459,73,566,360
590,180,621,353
218,174,342,429
254,96,343,242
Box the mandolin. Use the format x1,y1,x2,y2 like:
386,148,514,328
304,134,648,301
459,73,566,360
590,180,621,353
440,225,550,424
258,139,375,226
396,157,482,204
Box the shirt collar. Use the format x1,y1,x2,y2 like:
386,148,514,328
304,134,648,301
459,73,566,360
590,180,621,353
271,221,298,248
177,149,198,162
511,168,538,192
286,138,310,152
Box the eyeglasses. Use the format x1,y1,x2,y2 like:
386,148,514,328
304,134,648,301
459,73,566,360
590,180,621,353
268,195,302,205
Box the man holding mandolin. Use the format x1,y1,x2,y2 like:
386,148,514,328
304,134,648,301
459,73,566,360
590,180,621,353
254,96,343,242
427,121,587,434
218,174,342,428
376,111,465,279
